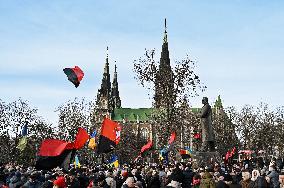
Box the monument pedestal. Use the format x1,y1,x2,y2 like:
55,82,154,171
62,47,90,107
192,151,221,167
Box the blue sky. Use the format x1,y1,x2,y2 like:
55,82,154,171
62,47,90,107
1,0,284,124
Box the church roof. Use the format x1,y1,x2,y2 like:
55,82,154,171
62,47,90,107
112,107,202,122
112,108,153,122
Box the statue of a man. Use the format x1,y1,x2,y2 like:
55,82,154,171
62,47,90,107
199,97,215,152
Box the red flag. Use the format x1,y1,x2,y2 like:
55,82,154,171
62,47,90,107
74,127,90,149
168,131,176,145
140,140,153,154
38,139,72,157
97,118,120,154
225,151,231,161
193,133,201,139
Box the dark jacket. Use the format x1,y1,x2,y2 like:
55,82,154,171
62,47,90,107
249,176,268,188
183,169,194,188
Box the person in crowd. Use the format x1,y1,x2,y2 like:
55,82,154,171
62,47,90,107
22,172,42,188
266,165,280,188
53,176,66,188
278,172,284,188
122,177,136,188
105,170,116,188
240,170,252,188
249,169,268,188
199,171,216,188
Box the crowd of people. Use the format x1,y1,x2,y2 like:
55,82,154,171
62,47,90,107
1,156,284,188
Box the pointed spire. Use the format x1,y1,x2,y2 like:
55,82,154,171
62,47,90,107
104,46,109,73
97,46,112,109
163,18,168,43
111,63,121,109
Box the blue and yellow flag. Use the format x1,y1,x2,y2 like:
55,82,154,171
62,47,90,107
109,155,119,168
88,130,97,150
74,155,81,168
17,122,28,151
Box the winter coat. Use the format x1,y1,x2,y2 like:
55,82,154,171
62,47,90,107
240,180,252,188
148,175,161,188
22,180,41,188
8,175,22,188
171,168,185,185
267,170,280,188
216,181,229,188
199,173,215,188
183,169,194,188
249,176,268,188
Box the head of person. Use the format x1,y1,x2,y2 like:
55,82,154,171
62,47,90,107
251,169,260,181
53,176,66,188
279,172,284,185
242,170,251,181
125,177,135,187
202,97,208,105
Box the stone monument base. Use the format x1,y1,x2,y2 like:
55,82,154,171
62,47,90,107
192,151,221,167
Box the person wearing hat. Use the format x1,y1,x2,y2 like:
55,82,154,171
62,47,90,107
249,169,268,188
41,173,55,188
53,176,66,188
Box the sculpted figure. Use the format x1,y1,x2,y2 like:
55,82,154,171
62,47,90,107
199,97,215,152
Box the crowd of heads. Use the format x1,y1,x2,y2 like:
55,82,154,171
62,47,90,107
1,156,284,188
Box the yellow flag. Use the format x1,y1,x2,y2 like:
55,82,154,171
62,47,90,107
16,137,27,151
88,138,96,149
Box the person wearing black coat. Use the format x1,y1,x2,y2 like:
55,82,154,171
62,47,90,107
183,167,194,188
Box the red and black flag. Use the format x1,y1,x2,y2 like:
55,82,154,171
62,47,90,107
140,140,153,155
97,118,119,154
35,128,89,171
63,66,84,88
35,139,75,171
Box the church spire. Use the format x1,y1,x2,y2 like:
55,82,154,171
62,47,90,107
96,47,112,110
154,19,175,108
111,63,121,109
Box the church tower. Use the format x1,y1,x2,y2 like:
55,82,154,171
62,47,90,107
111,64,121,109
154,19,175,109
96,47,112,112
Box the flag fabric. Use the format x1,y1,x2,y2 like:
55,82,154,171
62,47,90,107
140,140,153,154
90,130,97,138
115,124,122,145
88,130,97,150
63,66,84,88
17,122,28,151
97,118,120,154
193,133,201,139
21,122,28,136
168,131,176,145
180,147,193,159
159,148,168,162
74,155,81,168
109,155,119,168
35,127,86,170
16,137,27,151
74,128,89,150
36,149,75,171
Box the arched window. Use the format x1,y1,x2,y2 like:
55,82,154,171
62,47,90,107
141,128,149,140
